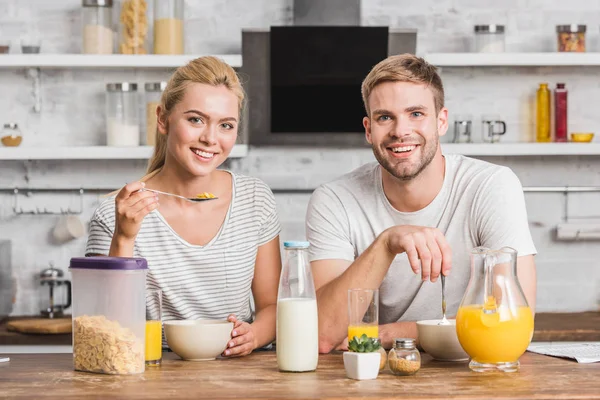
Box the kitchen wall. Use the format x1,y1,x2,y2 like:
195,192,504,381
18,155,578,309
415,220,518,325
1,0,599,316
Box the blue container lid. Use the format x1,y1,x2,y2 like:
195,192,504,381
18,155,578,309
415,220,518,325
284,241,310,249
70,256,148,270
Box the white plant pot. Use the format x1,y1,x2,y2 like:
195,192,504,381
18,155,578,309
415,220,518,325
343,351,381,380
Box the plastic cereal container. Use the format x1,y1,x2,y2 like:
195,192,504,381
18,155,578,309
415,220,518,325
69,257,148,374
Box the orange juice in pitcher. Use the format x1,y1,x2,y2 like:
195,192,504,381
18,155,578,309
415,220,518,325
456,247,534,372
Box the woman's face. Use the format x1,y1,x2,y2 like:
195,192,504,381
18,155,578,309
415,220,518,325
159,83,239,177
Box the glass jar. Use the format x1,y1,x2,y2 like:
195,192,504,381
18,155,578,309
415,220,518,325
106,82,140,147
144,82,166,146
556,25,586,52
153,0,184,54
474,25,505,53
388,338,421,376
82,0,114,54
118,0,150,54
69,257,148,375
1,123,23,147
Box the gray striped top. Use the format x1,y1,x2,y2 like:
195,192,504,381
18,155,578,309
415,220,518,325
85,172,281,325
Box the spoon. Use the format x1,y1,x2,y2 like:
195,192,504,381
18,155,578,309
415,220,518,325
439,274,451,326
142,188,218,203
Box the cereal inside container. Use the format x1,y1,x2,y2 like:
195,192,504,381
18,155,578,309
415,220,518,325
556,24,586,52
69,257,148,375
119,0,149,54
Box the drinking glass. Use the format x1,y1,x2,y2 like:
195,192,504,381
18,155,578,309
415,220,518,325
347,289,379,343
145,289,163,366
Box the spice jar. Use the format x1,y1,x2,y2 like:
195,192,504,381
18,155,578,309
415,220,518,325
473,25,505,53
388,338,421,376
105,83,140,147
82,0,114,54
1,123,23,147
118,0,149,54
144,82,166,146
556,25,586,52
153,0,184,54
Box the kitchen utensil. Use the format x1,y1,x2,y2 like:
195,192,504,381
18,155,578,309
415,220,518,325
416,320,469,361
39,264,71,319
453,115,473,143
142,188,218,203
163,319,233,361
481,115,506,143
52,214,85,243
348,288,379,341
439,275,450,325
6,317,72,334
456,247,534,372
571,132,594,142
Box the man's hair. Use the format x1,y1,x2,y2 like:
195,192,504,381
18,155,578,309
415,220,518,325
361,53,445,116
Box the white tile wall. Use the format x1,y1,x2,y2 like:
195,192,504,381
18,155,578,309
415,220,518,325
1,0,599,316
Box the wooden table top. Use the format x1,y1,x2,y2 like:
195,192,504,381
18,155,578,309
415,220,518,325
1,351,599,399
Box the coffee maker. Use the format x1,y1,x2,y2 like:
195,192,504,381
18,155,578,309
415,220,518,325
39,263,71,318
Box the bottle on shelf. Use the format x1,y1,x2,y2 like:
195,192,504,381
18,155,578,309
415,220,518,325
536,83,551,142
554,83,568,142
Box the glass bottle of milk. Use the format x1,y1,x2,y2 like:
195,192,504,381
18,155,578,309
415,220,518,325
276,241,318,372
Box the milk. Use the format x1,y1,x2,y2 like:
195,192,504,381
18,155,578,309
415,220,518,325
276,298,318,372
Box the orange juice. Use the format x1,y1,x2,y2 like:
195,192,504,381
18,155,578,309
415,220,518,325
456,305,534,364
348,325,379,342
145,320,163,363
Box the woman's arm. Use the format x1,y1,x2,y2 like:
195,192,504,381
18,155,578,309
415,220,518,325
224,235,282,357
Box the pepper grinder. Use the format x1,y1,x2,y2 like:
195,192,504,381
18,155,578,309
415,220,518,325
39,263,72,318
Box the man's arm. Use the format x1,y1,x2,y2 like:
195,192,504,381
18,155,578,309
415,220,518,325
517,255,536,313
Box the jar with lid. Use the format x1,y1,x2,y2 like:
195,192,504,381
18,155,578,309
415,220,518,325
388,338,421,376
1,123,23,147
144,82,166,146
118,0,150,54
106,82,140,147
556,25,586,52
69,257,148,375
82,0,114,54
473,25,505,53
153,0,184,54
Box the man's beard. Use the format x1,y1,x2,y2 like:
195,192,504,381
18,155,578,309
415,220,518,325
372,133,439,181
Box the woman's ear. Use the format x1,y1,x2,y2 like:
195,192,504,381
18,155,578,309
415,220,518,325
156,106,168,136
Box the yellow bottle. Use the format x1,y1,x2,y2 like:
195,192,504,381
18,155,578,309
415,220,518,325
536,83,551,142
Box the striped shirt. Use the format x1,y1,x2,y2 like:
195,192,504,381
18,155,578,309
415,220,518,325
85,172,281,326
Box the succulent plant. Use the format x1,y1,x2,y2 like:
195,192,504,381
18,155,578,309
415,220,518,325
348,334,382,353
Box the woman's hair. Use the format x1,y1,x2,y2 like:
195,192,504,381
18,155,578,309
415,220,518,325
142,56,245,182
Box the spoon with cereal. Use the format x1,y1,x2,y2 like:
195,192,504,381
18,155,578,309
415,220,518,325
142,188,218,203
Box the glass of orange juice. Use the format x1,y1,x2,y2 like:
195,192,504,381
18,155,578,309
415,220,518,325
347,289,379,343
145,289,163,366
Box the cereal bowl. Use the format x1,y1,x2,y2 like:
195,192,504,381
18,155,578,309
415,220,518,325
416,319,469,361
163,319,233,361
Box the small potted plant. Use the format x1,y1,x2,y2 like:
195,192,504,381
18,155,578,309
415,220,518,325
343,334,382,380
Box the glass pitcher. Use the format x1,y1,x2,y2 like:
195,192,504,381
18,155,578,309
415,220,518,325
456,247,534,373
276,241,319,372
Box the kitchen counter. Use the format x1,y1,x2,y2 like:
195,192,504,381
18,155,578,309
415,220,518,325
2,351,599,399
1,312,598,346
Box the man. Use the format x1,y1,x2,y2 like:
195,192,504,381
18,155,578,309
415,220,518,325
306,54,537,353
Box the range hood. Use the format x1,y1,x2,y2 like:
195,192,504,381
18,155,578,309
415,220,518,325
293,0,361,26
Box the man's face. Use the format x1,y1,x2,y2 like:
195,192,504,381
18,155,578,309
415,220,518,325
364,81,448,181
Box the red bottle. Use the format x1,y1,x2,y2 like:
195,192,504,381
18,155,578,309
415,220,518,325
554,83,568,142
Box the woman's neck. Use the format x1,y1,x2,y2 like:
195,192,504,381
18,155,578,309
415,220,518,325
147,163,224,198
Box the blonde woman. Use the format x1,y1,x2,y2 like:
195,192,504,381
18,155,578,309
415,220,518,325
86,57,282,357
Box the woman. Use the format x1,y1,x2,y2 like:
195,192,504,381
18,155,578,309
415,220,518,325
86,56,282,357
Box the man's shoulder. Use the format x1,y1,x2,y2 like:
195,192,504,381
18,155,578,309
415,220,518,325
448,154,514,183
317,162,379,196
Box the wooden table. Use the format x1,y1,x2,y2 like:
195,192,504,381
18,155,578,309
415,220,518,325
1,351,599,399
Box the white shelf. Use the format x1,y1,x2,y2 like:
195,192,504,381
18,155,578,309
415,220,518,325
424,53,600,67
443,143,600,156
0,54,242,68
0,144,248,160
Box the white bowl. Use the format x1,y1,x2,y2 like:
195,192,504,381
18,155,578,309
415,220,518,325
416,319,469,361
164,319,233,361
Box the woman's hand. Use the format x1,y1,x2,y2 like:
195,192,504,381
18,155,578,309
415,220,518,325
222,314,257,357
113,181,159,243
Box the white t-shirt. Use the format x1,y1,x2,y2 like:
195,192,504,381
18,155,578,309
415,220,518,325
306,154,536,324
86,172,281,325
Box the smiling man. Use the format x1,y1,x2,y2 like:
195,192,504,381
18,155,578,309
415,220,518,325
306,54,537,353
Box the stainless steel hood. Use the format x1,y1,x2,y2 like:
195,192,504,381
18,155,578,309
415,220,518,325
293,0,360,26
